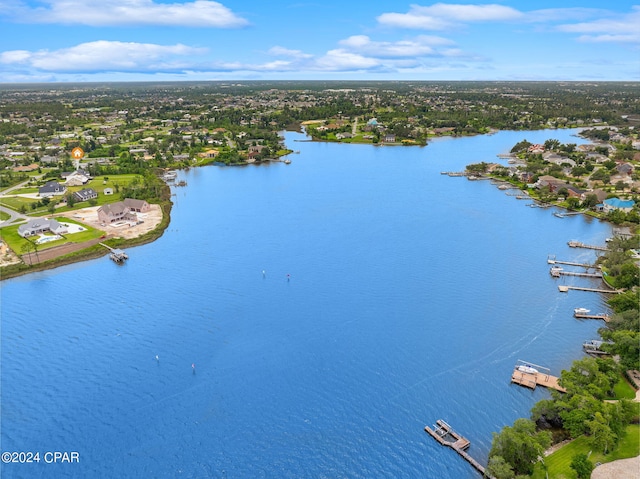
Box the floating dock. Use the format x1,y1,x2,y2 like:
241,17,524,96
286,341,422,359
425,420,494,478
510,360,566,393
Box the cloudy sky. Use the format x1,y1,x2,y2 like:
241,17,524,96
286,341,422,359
0,0,638,82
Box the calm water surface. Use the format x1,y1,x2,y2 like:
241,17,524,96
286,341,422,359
1,129,613,478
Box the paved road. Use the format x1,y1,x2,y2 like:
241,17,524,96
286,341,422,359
0,204,29,227
0,178,34,227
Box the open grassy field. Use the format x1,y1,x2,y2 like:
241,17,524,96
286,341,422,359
0,174,143,215
531,424,640,479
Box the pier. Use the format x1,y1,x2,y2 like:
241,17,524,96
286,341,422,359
510,360,566,393
567,241,608,252
574,312,610,322
552,270,602,279
100,243,128,263
558,285,621,294
547,257,599,269
425,420,494,478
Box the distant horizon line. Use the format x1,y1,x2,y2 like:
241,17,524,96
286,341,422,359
1,79,638,86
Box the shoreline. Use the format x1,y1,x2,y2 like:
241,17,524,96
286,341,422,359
0,199,172,281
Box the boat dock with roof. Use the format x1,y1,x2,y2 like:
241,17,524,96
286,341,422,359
100,242,129,263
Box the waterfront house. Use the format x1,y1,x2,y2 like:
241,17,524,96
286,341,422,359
98,202,136,224
74,188,98,202
383,133,396,143
123,198,150,213
580,189,608,204
535,175,565,191
603,198,635,213
39,181,66,197
18,218,67,237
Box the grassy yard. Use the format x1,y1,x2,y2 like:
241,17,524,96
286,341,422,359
0,211,10,221
0,195,43,212
531,424,640,479
0,174,143,215
613,376,637,400
0,216,104,255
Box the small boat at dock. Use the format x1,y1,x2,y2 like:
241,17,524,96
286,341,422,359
110,249,128,263
516,364,538,374
574,307,591,315
550,266,563,277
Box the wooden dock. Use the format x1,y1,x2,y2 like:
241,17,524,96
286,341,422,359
567,241,608,251
574,312,610,322
558,285,620,294
510,361,566,393
425,420,494,478
556,271,602,278
547,259,599,269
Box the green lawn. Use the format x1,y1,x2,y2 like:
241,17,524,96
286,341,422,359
0,216,105,255
613,376,637,400
0,174,143,215
531,424,640,479
0,211,9,221
0,195,40,211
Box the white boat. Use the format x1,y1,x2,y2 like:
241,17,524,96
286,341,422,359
583,340,603,350
574,307,591,315
517,364,538,374
550,266,563,277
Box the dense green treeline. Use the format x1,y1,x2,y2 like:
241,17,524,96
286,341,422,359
488,235,640,479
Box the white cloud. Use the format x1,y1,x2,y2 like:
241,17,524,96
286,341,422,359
556,8,640,44
378,3,522,30
312,50,381,71
6,0,249,27
376,11,452,30
0,41,208,72
377,3,640,47
267,46,313,59
338,35,455,58
410,3,522,21
576,34,640,44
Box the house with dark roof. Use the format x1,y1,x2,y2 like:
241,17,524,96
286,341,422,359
39,181,66,197
74,188,98,202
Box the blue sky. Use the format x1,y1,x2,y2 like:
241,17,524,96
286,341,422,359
0,1,638,82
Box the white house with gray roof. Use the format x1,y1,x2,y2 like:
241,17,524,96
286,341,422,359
18,218,67,237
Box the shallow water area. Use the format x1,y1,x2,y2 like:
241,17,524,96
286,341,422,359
1,128,614,478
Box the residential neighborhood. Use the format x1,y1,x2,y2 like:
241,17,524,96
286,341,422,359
0,81,639,276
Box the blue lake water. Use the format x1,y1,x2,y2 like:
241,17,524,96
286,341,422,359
1,129,614,478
